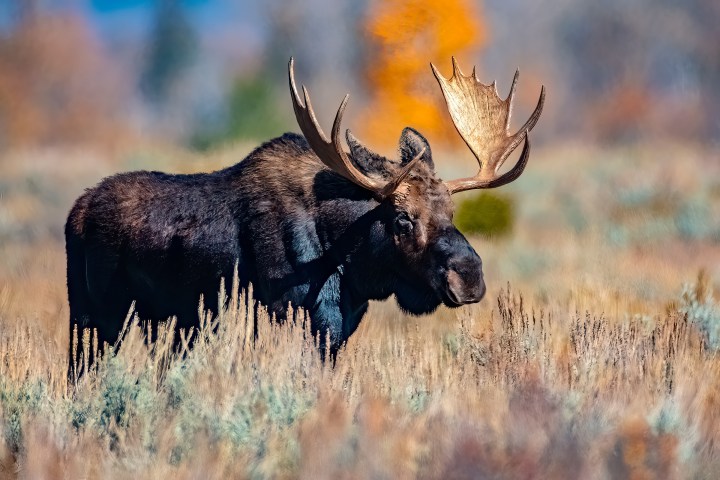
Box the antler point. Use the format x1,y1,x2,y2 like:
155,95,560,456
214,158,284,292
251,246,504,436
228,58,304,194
288,59,308,110
451,56,462,77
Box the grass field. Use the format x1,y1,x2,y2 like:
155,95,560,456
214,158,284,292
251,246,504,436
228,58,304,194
0,142,718,478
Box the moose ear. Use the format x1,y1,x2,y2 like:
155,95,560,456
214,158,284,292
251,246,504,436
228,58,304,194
346,129,388,174
398,127,433,169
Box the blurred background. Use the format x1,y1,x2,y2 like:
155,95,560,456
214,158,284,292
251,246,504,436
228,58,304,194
1,0,719,150
0,0,718,335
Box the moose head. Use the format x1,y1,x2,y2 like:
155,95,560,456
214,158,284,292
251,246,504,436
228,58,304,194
289,58,545,315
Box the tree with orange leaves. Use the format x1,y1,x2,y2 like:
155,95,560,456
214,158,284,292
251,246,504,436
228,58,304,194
360,0,487,147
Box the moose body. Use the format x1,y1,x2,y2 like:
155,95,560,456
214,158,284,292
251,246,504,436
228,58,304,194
66,131,461,351
66,58,544,361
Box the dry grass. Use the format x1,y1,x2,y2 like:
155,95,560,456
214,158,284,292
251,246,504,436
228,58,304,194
0,142,718,478
1,280,719,478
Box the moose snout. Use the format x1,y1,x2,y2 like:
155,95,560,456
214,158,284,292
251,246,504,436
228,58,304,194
445,256,486,305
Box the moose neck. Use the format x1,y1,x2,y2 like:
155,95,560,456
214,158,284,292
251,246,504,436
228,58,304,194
314,183,398,303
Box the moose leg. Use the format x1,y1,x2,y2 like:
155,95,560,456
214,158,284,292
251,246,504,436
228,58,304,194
67,235,129,380
66,234,123,379
309,272,345,360
66,234,92,381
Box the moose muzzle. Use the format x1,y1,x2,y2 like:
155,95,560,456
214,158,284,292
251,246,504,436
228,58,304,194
445,254,486,305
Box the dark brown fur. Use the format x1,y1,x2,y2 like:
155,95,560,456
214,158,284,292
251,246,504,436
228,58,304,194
65,128,485,368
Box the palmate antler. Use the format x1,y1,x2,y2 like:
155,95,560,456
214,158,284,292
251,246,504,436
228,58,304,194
289,58,424,201
431,58,545,194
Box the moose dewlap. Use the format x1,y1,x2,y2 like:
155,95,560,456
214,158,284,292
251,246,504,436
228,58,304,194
65,57,545,368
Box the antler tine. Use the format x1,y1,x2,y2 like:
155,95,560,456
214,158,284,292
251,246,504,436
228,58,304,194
505,70,519,129
432,59,545,194
451,56,464,77
301,84,331,143
493,83,545,171
517,84,546,135
288,57,421,201
331,94,349,152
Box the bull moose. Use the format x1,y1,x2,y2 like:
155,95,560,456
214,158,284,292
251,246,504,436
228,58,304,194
65,57,545,363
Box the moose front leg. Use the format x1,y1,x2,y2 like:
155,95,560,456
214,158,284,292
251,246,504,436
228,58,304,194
308,271,369,361
308,271,349,359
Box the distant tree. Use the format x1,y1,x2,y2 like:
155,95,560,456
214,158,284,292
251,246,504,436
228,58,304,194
260,0,364,131
0,7,132,148
189,74,291,151
189,0,358,150
140,0,197,105
559,0,720,142
360,0,487,147
559,5,653,142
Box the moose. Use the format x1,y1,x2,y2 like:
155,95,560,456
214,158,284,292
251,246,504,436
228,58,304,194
65,57,544,362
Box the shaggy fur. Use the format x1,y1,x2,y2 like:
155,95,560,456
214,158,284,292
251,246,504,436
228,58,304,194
65,128,485,362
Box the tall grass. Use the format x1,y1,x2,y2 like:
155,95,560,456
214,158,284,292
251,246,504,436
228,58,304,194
0,275,718,478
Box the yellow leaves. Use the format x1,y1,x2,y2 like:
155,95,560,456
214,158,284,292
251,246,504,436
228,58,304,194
361,0,487,146
366,0,483,49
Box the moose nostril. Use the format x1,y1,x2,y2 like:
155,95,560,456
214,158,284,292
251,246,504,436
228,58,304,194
446,269,464,297
446,266,486,304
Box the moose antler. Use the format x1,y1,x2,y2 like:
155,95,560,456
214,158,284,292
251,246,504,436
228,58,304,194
431,57,545,194
289,58,424,201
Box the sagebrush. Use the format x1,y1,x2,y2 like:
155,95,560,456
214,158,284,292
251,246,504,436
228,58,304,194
0,277,719,478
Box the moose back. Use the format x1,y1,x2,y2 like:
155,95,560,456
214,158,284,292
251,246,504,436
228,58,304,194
65,58,544,360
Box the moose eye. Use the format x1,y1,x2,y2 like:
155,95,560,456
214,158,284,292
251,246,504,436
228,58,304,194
394,214,414,236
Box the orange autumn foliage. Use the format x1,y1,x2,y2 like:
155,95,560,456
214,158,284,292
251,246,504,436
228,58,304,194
360,0,487,147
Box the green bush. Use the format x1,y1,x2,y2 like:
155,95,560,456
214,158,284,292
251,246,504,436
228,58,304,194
454,191,515,238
